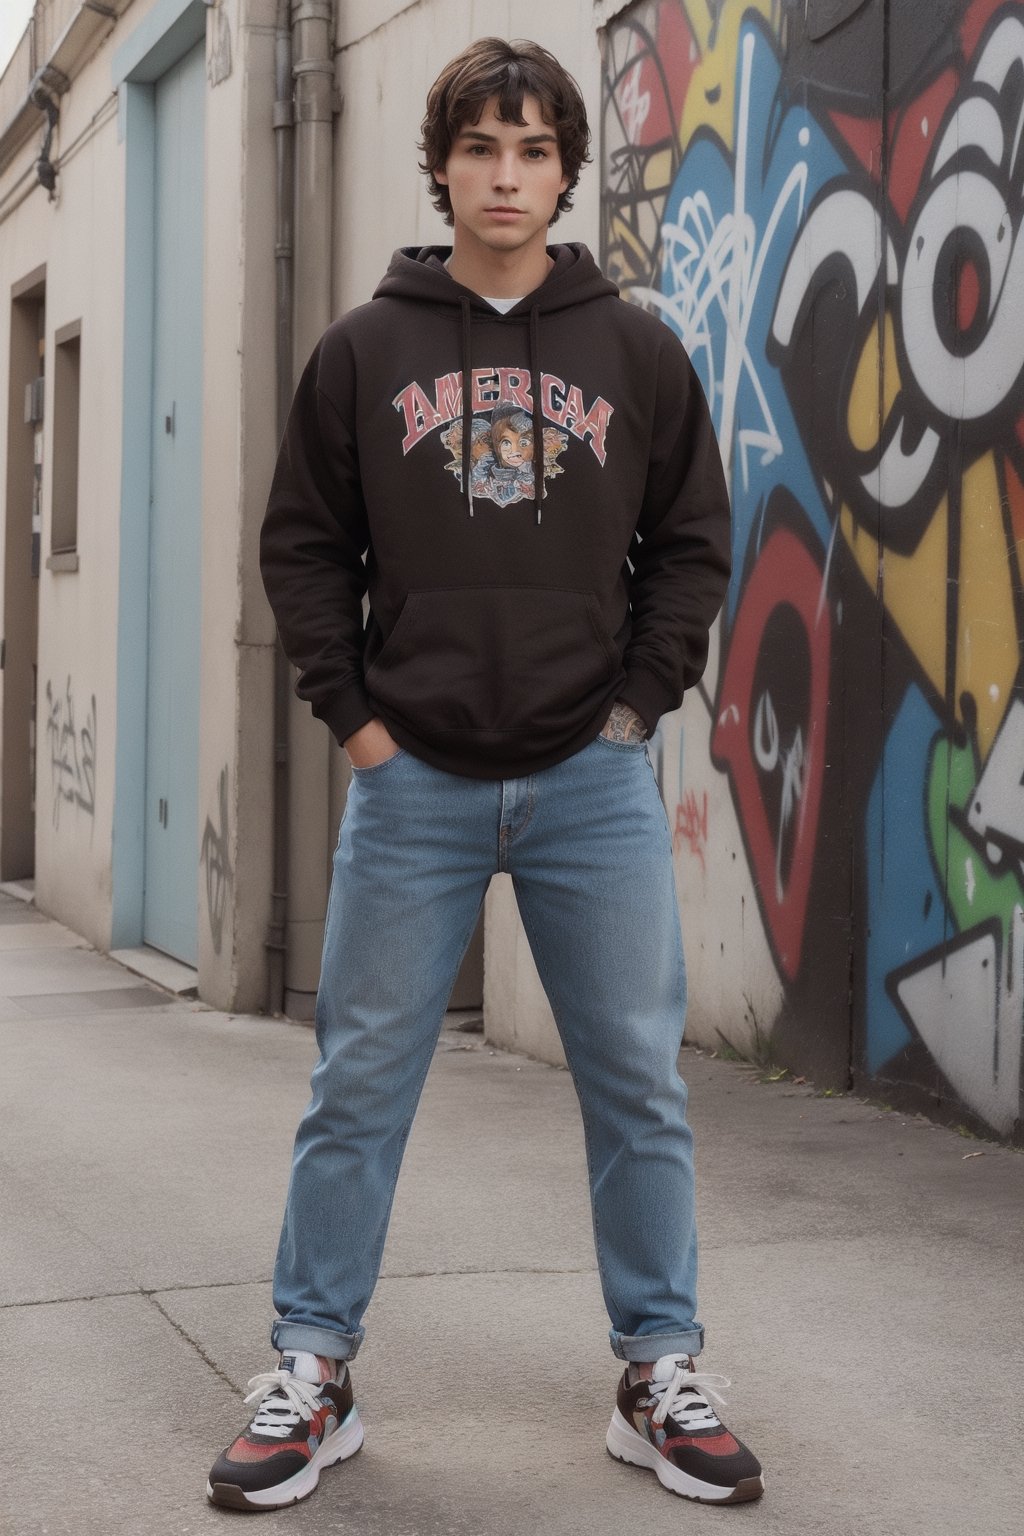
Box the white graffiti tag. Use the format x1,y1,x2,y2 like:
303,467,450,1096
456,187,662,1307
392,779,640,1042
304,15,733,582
902,16,1024,424
44,677,96,830
967,696,1024,882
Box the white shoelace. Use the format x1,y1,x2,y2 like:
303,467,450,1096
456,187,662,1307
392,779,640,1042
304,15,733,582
650,1359,732,1433
243,1370,325,1439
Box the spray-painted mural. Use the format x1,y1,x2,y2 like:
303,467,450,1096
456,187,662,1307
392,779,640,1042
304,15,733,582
602,0,1024,1139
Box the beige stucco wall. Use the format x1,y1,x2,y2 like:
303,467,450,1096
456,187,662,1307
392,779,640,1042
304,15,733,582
0,21,127,949
198,0,277,1010
0,1,278,1009
333,0,605,313
199,0,276,1016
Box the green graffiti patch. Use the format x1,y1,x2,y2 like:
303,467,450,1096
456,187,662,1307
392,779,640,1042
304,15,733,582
927,734,1024,945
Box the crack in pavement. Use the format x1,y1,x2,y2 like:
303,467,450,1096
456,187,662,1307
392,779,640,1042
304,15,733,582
145,1292,245,1396
1,1262,601,1313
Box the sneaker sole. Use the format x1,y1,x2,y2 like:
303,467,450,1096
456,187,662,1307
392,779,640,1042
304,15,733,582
606,1408,764,1504
207,1405,364,1510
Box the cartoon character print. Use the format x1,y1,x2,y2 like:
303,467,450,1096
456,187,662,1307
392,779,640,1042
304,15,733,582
441,402,568,507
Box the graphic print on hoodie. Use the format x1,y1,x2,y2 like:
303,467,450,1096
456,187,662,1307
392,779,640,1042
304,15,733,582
260,244,732,781
394,363,611,512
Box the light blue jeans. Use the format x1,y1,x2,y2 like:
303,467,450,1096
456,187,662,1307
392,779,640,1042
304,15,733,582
271,732,703,1364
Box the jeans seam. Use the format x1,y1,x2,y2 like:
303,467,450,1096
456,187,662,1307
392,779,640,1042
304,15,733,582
516,777,537,841
320,810,349,958
643,752,676,859
511,880,630,1336
363,891,489,1303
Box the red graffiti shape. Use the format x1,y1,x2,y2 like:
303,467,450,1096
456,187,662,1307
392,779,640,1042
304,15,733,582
887,68,958,227
674,789,708,873
613,2,696,149
711,530,831,981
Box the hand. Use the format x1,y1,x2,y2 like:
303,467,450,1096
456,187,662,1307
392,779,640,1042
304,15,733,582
600,700,647,742
344,717,402,769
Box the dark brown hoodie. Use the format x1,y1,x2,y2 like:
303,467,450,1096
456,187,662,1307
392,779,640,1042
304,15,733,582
260,243,730,780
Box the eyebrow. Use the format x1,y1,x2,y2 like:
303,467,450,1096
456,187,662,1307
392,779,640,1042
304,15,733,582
457,129,558,145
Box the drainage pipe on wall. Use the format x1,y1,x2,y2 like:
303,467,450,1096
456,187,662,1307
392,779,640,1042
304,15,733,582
266,0,295,1015
266,0,338,1017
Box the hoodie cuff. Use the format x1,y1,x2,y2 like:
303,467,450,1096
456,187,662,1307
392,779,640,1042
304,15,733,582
617,665,677,741
317,684,375,748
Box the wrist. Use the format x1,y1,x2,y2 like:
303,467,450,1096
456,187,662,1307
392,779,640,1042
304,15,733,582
601,700,647,742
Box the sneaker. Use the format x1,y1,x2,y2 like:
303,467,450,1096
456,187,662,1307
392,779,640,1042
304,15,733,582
606,1353,764,1503
207,1354,363,1510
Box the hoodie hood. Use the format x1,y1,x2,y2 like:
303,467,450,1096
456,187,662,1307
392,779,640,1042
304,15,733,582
372,244,619,524
372,241,619,313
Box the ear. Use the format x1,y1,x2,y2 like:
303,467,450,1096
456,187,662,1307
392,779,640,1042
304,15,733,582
558,171,570,195
434,164,449,187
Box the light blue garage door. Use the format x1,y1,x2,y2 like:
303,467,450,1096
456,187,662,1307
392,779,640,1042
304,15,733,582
143,38,204,964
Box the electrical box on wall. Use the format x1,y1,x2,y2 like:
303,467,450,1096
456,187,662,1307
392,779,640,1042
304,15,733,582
24,376,44,424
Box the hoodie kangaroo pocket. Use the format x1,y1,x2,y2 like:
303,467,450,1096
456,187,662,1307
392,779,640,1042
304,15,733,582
364,585,620,752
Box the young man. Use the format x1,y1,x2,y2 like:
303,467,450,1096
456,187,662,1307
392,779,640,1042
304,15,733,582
207,36,764,1512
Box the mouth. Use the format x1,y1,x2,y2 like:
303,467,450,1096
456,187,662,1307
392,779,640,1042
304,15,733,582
485,207,525,216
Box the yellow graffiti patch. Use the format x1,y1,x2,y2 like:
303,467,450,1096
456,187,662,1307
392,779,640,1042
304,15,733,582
839,497,948,702
679,0,780,154
957,452,1020,760
606,214,653,287
841,451,1020,757
644,146,674,194
847,313,901,454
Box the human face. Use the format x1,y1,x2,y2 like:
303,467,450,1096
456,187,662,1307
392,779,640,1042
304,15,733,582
435,93,570,263
494,423,531,467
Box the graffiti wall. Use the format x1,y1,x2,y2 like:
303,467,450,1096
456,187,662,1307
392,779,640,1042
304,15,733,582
601,0,1024,1139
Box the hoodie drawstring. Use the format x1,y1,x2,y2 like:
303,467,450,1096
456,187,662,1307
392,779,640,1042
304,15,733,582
459,293,544,526
460,296,474,518
529,303,544,526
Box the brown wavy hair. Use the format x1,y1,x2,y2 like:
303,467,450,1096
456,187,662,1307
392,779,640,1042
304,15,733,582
419,38,592,226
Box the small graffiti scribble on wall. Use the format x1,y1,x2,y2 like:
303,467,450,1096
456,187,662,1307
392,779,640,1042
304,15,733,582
201,765,233,954
674,786,709,874
602,0,1024,1138
44,677,96,831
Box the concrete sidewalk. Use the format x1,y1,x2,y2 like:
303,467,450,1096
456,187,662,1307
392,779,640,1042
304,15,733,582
2,891,1021,1536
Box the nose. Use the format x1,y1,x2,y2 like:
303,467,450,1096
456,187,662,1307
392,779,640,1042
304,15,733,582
492,150,519,191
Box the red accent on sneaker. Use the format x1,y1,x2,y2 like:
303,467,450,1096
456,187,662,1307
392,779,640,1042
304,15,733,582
662,1431,741,1457
225,1438,312,1464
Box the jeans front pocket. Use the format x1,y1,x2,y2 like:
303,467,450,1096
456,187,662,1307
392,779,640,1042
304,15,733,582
350,747,408,777
591,732,648,753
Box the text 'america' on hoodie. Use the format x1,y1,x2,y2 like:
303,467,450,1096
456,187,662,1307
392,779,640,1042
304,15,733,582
259,242,731,781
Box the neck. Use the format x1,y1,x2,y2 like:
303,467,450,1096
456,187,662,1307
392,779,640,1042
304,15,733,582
445,236,554,299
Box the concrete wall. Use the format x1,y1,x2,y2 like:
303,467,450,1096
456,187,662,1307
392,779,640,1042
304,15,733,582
597,0,1024,1142
0,11,131,947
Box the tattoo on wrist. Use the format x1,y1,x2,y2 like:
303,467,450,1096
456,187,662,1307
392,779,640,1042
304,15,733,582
601,701,647,742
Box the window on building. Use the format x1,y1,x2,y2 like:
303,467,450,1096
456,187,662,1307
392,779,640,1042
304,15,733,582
50,319,81,564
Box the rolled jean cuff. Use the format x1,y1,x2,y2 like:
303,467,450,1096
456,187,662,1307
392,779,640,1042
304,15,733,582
271,1319,365,1362
609,1324,705,1362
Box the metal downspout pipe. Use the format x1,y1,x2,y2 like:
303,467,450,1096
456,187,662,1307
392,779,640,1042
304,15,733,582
266,0,295,1014
266,0,338,1017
